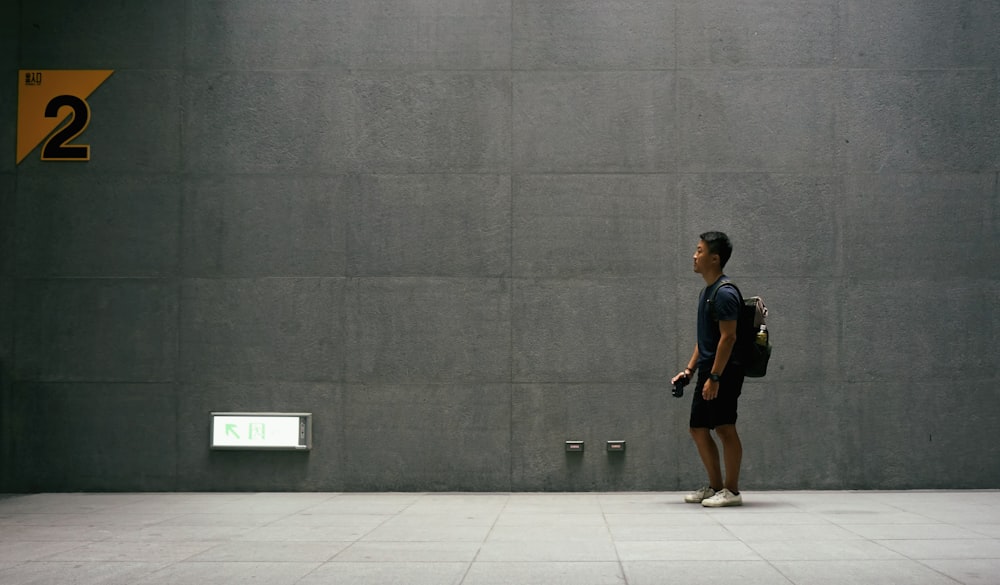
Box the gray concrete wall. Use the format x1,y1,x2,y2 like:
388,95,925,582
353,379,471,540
1,0,998,492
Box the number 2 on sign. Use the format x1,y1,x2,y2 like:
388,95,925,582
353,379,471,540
42,94,91,161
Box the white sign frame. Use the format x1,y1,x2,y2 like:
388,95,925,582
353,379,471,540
210,412,312,451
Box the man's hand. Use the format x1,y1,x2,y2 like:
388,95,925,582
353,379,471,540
702,379,720,400
670,371,690,385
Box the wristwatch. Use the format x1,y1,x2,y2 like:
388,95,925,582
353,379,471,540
709,373,721,382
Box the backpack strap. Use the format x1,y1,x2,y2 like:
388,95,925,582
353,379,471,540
707,279,742,322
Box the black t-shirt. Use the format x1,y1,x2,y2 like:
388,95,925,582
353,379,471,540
696,276,741,370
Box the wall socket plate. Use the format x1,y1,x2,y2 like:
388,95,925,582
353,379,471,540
606,440,626,452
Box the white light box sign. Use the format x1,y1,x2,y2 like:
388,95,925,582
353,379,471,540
210,412,312,450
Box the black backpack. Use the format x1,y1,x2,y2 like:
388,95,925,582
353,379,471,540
708,280,771,378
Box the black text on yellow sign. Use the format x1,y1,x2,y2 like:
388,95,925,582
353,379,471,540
17,70,114,164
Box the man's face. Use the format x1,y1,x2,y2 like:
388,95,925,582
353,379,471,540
693,240,717,274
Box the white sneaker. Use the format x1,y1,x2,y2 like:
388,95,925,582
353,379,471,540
701,488,743,507
684,486,716,504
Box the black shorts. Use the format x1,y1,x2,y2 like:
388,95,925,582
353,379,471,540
689,366,745,429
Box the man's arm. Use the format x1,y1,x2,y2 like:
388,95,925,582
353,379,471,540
671,344,700,384
711,319,737,375
686,344,699,373
703,319,737,400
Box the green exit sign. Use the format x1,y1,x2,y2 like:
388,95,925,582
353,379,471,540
210,412,312,450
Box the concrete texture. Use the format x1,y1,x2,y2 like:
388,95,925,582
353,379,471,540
13,279,177,383
513,71,674,172
344,277,511,384
15,174,180,277
676,70,836,172
841,1,1000,69
840,70,1000,173
182,175,346,277
512,175,675,278
19,0,183,70
8,384,178,490
675,0,836,68
178,278,343,384
0,491,998,585
347,175,510,277
182,71,510,174
2,0,998,492
513,0,675,69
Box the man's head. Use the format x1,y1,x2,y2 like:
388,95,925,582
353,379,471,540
696,231,733,270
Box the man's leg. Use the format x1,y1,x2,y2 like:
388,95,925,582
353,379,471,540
689,427,723,490
714,424,742,494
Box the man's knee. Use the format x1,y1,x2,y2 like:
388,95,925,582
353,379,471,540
689,427,710,439
714,424,740,441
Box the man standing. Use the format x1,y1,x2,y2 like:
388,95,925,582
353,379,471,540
671,231,745,507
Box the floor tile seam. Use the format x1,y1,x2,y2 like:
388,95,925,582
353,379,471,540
179,540,239,564
7,559,182,566
838,525,995,540
330,505,410,547
819,518,961,525
757,557,801,585
618,558,766,563
905,556,1000,562
6,539,111,564
468,560,626,565
599,496,642,585
727,515,880,561
614,537,756,542
723,518,858,528
610,539,743,544
742,537,907,561
494,521,611,528
765,558,980,565
391,493,429,516
326,540,374,564
43,542,226,562
79,559,326,568
381,505,509,516
863,493,944,517
321,559,484,564
888,509,949,524
486,532,616,540
911,559,985,585
453,493,514,585
0,537,118,545
355,536,495,546
869,536,1000,541
837,520,985,527
874,536,1000,546
278,561,322,585
736,538,791,568
834,524,900,540
282,493,346,515
709,522,845,528
723,538,872,547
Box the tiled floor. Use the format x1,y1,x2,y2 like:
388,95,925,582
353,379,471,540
0,491,998,584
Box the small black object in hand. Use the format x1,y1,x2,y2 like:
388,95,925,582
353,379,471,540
672,374,690,398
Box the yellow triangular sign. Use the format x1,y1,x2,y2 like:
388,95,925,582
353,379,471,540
17,69,114,164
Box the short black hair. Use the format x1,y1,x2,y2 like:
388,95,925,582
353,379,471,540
699,231,733,268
